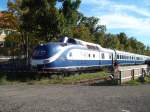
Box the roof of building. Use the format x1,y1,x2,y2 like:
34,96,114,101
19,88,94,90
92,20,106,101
0,12,4,17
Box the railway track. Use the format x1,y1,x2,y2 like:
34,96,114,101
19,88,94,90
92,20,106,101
73,76,115,85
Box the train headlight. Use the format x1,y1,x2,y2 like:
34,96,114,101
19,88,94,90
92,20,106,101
43,60,49,64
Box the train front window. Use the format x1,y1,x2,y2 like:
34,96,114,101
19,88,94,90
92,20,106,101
59,37,77,44
32,49,47,58
32,45,49,59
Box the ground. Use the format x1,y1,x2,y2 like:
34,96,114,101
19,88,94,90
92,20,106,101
0,84,150,112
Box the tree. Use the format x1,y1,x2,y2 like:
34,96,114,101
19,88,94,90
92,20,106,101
78,16,106,34
60,0,81,36
6,0,82,65
103,33,120,49
117,32,128,50
0,11,18,30
72,25,93,42
145,46,150,56
6,0,150,60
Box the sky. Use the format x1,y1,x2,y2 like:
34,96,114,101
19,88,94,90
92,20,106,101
0,0,150,46
79,0,150,46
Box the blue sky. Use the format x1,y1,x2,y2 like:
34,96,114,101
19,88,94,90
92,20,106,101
0,0,150,46
80,0,150,46
0,0,7,11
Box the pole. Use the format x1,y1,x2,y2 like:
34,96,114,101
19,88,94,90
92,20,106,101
26,33,29,66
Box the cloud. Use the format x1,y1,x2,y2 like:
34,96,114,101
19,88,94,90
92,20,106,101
81,0,150,17
99,13,150,42
81,0,112,6
113,4,150,17
100,14,150,31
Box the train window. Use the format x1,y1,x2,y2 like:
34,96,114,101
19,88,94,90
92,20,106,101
67,38,77,44
59,37,77,44
109,55,112,59
87,45,99,51
122,55,124,59
124,56,126,59
93,54,95,58
69,52,72,57
101,53,105,59
96,47,99,50
120,55,122,59
89,54,91,57
32,49,47,57
117,55,119,59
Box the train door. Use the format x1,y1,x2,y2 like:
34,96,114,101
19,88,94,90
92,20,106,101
113,50,117,65
98,51,101,66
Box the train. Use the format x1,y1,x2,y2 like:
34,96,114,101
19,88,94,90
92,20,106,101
31,37,150,72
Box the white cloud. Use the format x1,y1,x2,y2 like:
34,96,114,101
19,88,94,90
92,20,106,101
81,0,111,6
81,0,150,17
100,14,150,38
113,4,150,17
100,14,150,30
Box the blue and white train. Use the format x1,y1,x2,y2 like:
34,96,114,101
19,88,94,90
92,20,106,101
31,37,150,72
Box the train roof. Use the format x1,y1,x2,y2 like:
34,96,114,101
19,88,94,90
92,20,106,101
59,36,102,49
51,37,150,59
115,50,150,59
74,38,102,48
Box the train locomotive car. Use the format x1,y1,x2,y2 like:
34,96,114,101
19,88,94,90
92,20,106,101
31,37,150,72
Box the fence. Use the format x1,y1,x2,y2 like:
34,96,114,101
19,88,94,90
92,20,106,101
114,65,150,84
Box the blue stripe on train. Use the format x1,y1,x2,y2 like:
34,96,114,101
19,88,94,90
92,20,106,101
42,60,144,69
117,60,145,65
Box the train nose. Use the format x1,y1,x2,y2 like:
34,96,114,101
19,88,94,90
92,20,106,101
31,43,63,68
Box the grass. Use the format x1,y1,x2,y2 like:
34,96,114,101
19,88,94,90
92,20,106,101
1,71,150,86
125,75,150,86
0,71,107,85
27,71,107,85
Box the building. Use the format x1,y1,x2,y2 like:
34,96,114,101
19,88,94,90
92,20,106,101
0,12,6,47
0,11,14,47
0,30,6,47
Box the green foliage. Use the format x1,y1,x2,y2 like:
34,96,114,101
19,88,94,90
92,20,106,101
125,75,150,85
0,71,106,85
102,32,150,56
72,25,94,42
